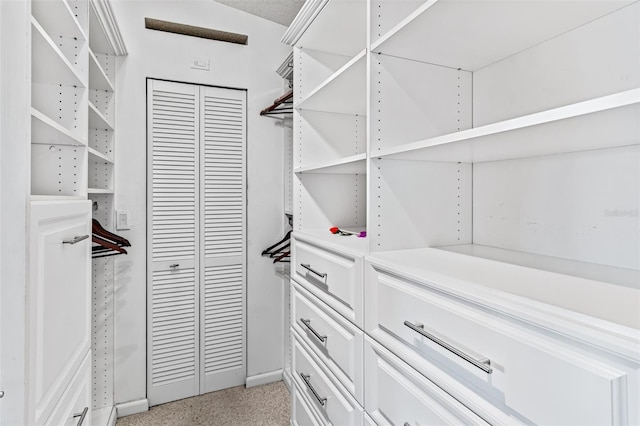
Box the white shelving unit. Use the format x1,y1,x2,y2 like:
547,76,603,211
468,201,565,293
284,0,640,423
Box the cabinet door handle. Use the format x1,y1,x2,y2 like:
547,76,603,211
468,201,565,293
299,373,327,406
73,407,88,426
169,263,179,269
63,235,89,245
300,263,326,278
404,320,492,374
300,318,326,343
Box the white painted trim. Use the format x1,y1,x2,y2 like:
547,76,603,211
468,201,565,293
89,0,128,55
107,406,117,426
282,369,293,393
115,399,149,418
245,369,283,388
281,0,327,46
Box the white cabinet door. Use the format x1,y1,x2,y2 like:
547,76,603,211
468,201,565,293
29,200,91,426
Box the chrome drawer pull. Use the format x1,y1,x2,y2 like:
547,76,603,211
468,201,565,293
63,235,89,245
300,318,326,343
300,263,326,278
300,372,327,406
73,407,88,426
404,320,493,374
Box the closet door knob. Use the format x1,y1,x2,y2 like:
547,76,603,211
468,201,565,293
170,264,179,269
0,390,4,398
63,235,89,245
73,407,88,426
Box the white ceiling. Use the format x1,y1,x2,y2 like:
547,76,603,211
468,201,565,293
214,0,305,26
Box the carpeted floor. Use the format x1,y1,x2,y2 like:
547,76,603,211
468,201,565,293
116,381,290,426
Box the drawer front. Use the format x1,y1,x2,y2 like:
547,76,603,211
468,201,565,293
293,331,363,426
366,263,629,425
292,281,364,404
365,336,488,426
293,380,328,426
29,201,92,425
293,237,363,327
45,352,91,426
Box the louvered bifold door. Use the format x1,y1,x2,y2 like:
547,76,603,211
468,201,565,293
199,86,247,393
147,80,200,405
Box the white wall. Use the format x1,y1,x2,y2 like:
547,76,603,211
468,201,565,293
111,0,289,406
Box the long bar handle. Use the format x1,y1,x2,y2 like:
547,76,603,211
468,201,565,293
300,373,327,406
404,320,492,374
73,407,88,426
300,318,326,343
300,263,326,278
63,235,89,245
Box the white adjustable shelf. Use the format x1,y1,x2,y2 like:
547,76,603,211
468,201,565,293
374,89,640,163
369,245,640,330
87,188,114,194
31,0,87,41
89,101,114,131
297,50,367,115
89,50,114,91
371,0,635,70
293,0,366,57
31,194,86,201
88,147,114,163
31,18,86,88
295,228,369,257
31,108,88,147
295,153,366,174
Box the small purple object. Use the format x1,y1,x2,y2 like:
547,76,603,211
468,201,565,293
358,231,367,238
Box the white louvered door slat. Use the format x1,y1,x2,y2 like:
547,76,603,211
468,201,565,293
200,87,247,393
148,80,200,406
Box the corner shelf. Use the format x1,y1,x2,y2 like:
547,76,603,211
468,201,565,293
371,0,635,70
89,50,114,91
88,101,114,130
87,188,114,194
88,147,114,163
31,17,87,88
31,0,87,41
295,153,366,174
375,89,640,163
297,49,367,115
31,108,88,147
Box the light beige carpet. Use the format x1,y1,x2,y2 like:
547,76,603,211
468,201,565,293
116,381,290,426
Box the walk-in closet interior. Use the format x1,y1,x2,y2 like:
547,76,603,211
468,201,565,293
0,0,638,425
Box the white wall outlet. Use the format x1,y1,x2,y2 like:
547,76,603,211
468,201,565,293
190,57,210,71
116,210,131,230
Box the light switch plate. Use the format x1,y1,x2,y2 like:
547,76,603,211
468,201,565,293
116,210,131,230
190,57,210,70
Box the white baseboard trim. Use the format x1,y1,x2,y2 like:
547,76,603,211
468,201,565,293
115,399,149,418
245,369,283,388
282,369,293,393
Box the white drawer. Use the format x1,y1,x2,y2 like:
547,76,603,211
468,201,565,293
365,336,488,426
293,236,363,327
292,281,364,404
292,331,363,426
365,262,630,425
45,351,91,426
293,380,328,426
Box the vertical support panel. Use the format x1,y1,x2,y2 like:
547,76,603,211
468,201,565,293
147,80,200,405
199,86,247,393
